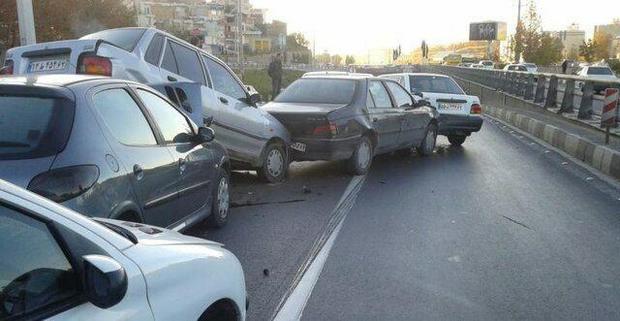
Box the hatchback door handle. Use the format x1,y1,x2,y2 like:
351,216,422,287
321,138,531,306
372,117,378,122
133,164,144,181
219,97,229,104
179,158,187,173
167,75,177,82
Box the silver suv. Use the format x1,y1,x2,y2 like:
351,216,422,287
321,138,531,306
3,27,290,182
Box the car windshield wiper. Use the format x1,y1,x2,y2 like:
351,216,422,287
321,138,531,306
95,220,138,244
0,141,30,148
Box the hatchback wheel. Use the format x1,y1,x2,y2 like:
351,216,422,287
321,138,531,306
448,134,467,147
417,124,437,156
207,170,230,228
257,143,287,183
347,136,373,175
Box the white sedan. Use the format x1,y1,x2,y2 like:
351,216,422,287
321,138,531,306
0,179,246,321
379,73,483,146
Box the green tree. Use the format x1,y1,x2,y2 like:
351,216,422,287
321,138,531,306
345,55,355,65
331,54,342,66
534,34,563,65
1,0,135,48
286,32,309,50
579,39,596,63
593,31,612,59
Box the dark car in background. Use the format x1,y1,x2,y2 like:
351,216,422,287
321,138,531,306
0,75,231,229
262,76,439,175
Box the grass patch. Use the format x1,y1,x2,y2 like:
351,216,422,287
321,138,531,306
237,69,305,101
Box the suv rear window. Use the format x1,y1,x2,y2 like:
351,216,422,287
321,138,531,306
82,28,146,52
0,96,74,160
587,67,613,75
275,79,357,105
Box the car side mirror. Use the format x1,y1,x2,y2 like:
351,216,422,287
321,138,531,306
248,92,262,106
82,255,127,309
196,126,215,143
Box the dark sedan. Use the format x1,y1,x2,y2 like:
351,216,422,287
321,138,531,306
262,76,439,175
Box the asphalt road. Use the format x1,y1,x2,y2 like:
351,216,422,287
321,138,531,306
189,116,620,321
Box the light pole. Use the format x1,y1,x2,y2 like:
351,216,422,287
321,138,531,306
515,0,522,62
237,0,243,79
16,0,36,45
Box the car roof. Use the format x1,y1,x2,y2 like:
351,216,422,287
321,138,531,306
301,74,375,80
0,74,116,87
383,73,450,78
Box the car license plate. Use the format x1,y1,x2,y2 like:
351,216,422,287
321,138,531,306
437,102,463,111
28,58,68,73
290,142,306,152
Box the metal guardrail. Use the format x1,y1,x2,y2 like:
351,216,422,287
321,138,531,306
423,65,620,122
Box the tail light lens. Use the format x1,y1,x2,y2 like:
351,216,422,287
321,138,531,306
0,60,14,75
313,123,338,136
78,55,112,76
28,165,100,203
470,104,482,114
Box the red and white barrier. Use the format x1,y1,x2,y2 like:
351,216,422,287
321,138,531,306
602,88,618,128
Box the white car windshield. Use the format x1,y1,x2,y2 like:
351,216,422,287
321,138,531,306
587,67,613,76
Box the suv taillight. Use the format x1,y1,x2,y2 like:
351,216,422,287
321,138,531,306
470,104,482,114
28,165,100,203
78,55,112,76
0,60,14,75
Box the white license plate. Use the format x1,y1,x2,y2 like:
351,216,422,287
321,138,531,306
437,102,463,111
290,142,307,152
28,59,68,73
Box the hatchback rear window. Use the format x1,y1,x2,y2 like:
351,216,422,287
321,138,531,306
275,79,357,105
0,96,74,160
587,67,613,75
410,76,464,95
82,28,146,52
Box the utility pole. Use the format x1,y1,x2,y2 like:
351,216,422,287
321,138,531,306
515,0,522,62
16,0,36,45
237,0,243,79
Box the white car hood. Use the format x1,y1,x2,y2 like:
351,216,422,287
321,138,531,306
94,218,222,247
421,92,480,115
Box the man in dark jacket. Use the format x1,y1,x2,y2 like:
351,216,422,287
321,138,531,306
268,53,283,100
561,60,569,74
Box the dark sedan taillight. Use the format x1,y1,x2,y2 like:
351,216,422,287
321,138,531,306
313,123,338,137
0,60,14,75
28,165,100,203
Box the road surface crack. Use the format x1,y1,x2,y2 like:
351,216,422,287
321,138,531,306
502,215,533,231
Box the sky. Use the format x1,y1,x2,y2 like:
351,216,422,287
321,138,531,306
251,0,619,55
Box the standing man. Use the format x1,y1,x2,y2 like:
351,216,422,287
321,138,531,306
268,53,283,100
561,60,569,74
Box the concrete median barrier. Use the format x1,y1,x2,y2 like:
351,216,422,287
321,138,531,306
485,105,620,180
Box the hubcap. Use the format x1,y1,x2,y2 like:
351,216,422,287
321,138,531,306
357,140,371,169
217,177,229,218
266,149,284,178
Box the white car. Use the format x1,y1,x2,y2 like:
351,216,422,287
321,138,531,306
1,27,290,182
0,179,246,321
478,60,495,69
379,73,482,146
470,63,485,69
575,65,618,93
503,64,528,72
522,63,538,73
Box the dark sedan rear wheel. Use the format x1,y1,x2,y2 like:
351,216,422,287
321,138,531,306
417,124,437,156
257,143,287,183
207,170,230,228
448,134,467,147
347,136,373,175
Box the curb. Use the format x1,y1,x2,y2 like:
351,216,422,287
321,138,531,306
485,105,620,181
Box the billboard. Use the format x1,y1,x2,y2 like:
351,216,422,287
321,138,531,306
469,22,507,41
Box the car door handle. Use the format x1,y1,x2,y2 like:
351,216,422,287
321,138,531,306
178,158,187,173
219,97,229,104
133,164,144,181
167,75,177,82
372,117,378,122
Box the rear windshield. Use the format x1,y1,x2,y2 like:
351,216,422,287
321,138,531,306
82,28,146,52
275,79,357,105
0,96,74,160
587,67,613,75
410,76,464,95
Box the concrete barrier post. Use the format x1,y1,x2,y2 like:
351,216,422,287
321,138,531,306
558,78,575,114
524,73,535,100
544,75,558,109
578,81,594,119
501,72,509,92
534,74,546,104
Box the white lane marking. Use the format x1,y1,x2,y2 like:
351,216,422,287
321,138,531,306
272,175,366,321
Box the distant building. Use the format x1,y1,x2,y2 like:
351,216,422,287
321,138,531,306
548,23,585,59
594,19,620,58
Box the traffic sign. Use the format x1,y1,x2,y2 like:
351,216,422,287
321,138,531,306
602,88,618,128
